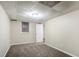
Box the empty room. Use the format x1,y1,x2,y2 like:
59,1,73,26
0,1,79,57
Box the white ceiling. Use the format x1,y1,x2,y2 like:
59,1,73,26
0,1,79,23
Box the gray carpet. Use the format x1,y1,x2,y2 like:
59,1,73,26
6,43,71,57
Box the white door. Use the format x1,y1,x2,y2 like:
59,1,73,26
36,24,43,42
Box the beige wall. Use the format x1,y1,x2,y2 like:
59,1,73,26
0,5,10,57
10,21,36,45
45,10,79,56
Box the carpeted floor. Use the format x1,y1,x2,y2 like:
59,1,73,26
6,43,71,57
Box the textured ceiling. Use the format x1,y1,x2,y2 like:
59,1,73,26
0,1,79,23
0,1,61,23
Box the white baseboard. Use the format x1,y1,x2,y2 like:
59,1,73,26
3,45,10,57
44,43,77,57
10,42,35,46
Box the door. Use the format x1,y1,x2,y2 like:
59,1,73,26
36,24,43,42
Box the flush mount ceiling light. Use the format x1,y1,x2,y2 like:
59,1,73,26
29,11,42,18
32,12,39,17
23,11,43,20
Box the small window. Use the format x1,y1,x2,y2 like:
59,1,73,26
22,22,29,32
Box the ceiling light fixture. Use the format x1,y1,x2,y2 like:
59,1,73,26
28,11,43,18
23,11,43,20
32,12,39,17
